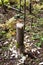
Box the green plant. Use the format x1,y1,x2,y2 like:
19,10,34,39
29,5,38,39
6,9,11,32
0,30,6,38
2,46,9,51
25,26,30,32
16,42,20,48
33,33,40,40
35,42,41,47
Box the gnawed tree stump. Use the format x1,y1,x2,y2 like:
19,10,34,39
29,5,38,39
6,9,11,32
16,22,24,53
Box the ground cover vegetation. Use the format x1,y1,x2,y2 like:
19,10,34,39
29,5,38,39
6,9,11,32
0,0,43,65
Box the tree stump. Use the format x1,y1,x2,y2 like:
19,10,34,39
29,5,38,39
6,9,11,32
16,22,24,53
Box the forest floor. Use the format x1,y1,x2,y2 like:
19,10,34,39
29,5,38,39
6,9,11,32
0,6,43,65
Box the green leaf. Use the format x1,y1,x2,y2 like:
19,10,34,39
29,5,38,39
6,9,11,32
40,37,43,42
25,26,30,32
33,34,40,40
1,31,6,34
35,42,41,47
41,38,43,41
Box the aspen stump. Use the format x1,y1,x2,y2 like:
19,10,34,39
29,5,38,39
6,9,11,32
16,23,24,53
